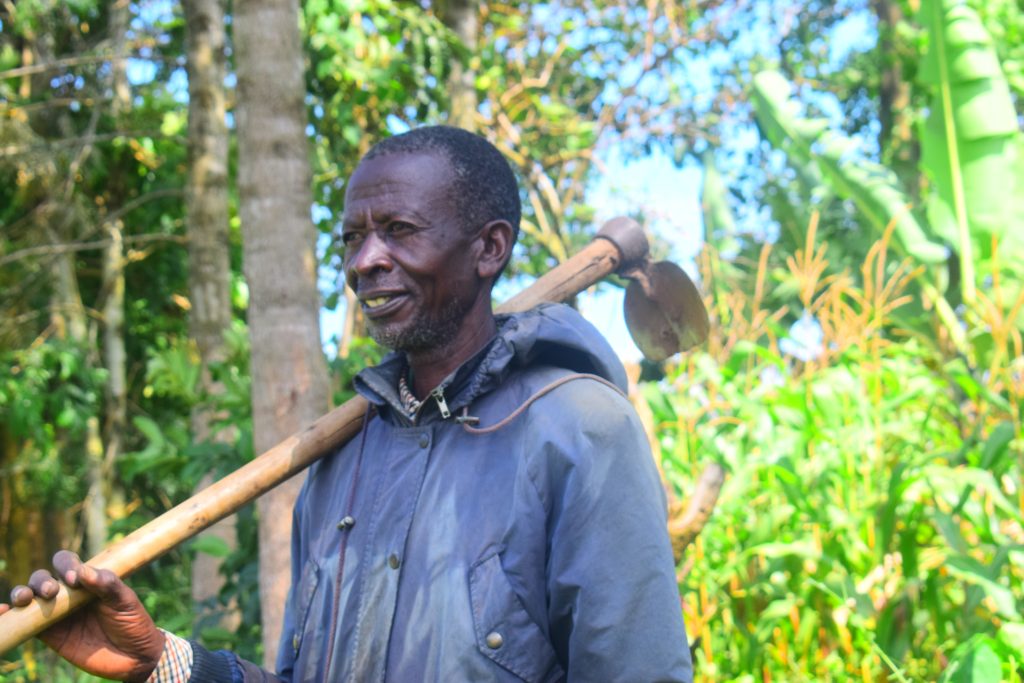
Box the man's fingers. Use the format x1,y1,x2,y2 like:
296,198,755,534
28,569,60,599
50,549,136,608
9,585,34,607
71,561,137,608
0,603,9,616
52,549,84,585
8,569,60,606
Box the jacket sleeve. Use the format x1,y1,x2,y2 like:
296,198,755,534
531,379,694,682
188,642,286,683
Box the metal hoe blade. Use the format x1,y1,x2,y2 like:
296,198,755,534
624,261,710,362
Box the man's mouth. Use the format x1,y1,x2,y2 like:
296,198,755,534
359,292,408,317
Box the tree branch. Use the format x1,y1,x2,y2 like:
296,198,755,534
0,232,187,267
668,463,726,562
0,188,185,267
0,130,178,157
0,49,179,80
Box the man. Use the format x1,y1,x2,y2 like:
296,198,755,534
2,126,693,682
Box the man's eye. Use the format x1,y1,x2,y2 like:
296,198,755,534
340,232,361,245
388,221,416,234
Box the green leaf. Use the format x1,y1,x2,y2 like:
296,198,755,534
915,463,1023,524
751,70,948,264
919,0,1024,285
746,540,820,561
944,554,1018,619
133,415,165,447
701,150,739,247
199,626,237,643
192,535,231,558
758,596,798,623
160,111,185,137
0,44,19,70
56,406,78,428
997,623,1024,653
939,635,1004,682
980,422,1016,471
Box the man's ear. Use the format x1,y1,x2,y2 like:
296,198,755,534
476,219,514,280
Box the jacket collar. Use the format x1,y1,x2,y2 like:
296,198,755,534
352,304,627,425
354,330,504,425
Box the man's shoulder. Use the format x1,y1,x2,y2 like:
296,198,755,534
492,362,622,406
497,363,640,439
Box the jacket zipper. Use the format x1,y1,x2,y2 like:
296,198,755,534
430,386,451,419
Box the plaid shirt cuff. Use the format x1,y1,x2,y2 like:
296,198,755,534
145,630,194,683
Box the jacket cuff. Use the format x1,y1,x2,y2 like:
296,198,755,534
145,630,193,683
187,641,241,683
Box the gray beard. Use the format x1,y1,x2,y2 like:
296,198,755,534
368,297,467,353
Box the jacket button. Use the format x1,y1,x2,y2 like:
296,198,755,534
293,634,300,652
418,434,429,448
388,553,401,569
485,632,504,649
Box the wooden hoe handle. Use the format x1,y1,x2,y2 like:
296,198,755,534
0,218,646,656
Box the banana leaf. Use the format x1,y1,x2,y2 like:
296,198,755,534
751,70,949,265
700,150,740,248
919,0,1024,277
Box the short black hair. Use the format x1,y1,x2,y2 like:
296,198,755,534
362,126,521,251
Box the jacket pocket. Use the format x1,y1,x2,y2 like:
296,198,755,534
469,551,566,683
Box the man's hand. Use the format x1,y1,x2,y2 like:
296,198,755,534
0,550,166,683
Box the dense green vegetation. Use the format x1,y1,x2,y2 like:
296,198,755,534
660,224,1022,680
1,0,1022,680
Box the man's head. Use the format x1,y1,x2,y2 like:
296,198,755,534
361,126,521,256
341,127,519,356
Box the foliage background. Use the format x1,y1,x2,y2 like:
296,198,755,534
1,0,1022,680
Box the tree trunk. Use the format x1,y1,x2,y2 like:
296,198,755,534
11,10,110,562
109,0,131,115
100,219,127,522
871,0,917,191
338,288,361,359
0,428,55,601
92,0,134,559
439,0,478,130
235,0,330,665
183,0,239,636
48,213,109,558
336,136,372,359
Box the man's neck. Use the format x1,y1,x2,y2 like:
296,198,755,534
406,313,498,398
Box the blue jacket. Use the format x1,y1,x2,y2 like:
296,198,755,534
195,304,692,682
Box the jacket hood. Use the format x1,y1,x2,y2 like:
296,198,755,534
354,303,628,421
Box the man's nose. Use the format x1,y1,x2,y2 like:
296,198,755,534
345,231,392,287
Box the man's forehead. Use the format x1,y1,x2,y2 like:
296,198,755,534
350,151,451,187
344,151,454,214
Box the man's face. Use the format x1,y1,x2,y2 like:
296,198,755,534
341,152,484,353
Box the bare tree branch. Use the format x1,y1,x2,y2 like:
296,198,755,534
0,232,187,267
0,48,180,80
103,188,184,227
0,96,107,113
668,463,726,562
0,130,177,157
0,188,185,267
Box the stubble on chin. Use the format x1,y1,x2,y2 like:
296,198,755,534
368,298,466,353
